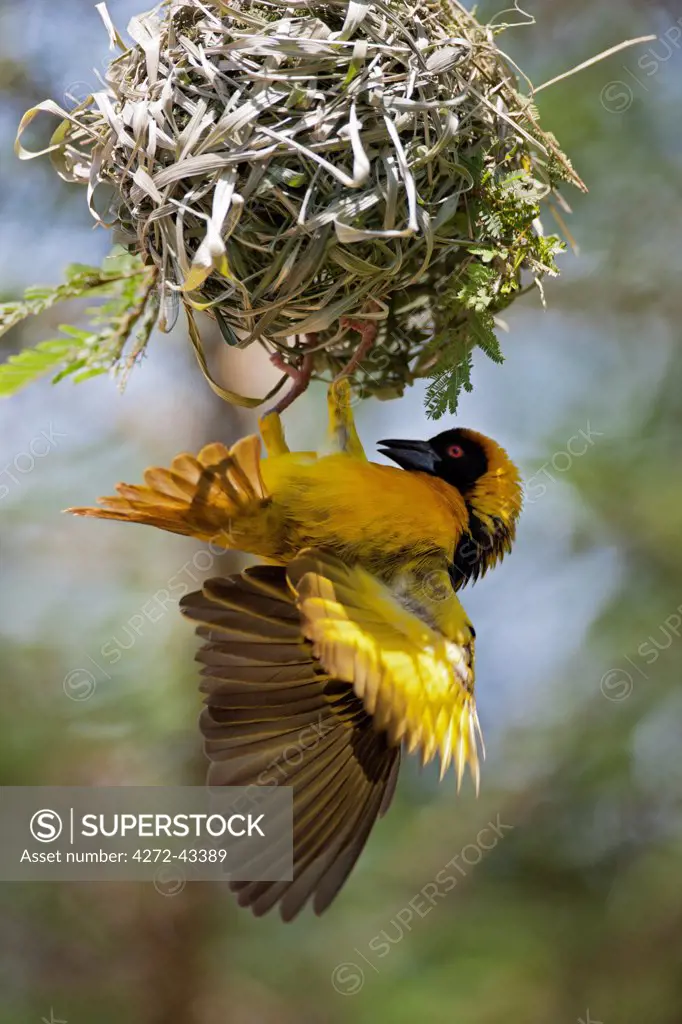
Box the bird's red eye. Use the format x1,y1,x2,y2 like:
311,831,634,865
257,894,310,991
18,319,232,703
447,444,465,459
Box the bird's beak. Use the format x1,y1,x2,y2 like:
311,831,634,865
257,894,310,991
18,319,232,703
377,438,439,474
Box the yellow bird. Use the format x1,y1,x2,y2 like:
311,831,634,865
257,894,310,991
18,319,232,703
68,382,522,919
69,380,521,585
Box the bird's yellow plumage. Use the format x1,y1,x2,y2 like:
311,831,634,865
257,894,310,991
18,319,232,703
261,453,469,574
68,379,474,571
68,378,521,918
288,549,479,786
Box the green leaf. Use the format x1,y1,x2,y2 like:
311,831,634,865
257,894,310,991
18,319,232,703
0,250,149,341
423,310,505,419
425,345,474,420
72,367,109,383
468,247,499,264
469,310,504,364
457,263,498,313
214,307,239,346
0,248,159,399
0,338,76,396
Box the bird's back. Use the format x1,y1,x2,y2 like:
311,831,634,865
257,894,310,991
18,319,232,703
261,454,469,575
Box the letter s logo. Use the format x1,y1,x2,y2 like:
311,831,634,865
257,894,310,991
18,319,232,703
30,809,63,843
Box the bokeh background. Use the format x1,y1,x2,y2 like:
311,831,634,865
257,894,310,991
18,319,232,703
2,1,682,1021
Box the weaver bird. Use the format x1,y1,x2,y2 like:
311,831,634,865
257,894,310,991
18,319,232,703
69,382,521,585
69,382,521,918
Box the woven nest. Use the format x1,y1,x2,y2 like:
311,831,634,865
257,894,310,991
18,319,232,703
24,0,584,412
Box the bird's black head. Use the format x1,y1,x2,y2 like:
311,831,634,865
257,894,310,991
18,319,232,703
377,428,488,494
378,426,522,589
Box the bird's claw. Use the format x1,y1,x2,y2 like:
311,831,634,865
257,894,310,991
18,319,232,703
339,316,379,348
270,352,308,384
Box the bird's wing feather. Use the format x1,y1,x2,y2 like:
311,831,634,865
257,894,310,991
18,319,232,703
287,549,481,787
179,564,399,921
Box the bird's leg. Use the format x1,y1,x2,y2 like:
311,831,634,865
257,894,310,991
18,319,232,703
269,334,317,414
336,304,380,380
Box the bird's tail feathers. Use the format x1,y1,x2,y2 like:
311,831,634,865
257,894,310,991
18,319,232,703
66,434,271,550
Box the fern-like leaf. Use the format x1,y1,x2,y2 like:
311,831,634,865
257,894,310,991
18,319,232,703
469,310,504,364
0,252,146,339
0,338,77,396
0,248,159,398
424,308,505,419
425,350,474,419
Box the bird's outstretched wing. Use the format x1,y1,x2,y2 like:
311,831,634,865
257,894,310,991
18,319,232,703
287,549,482,787
179,564,400,921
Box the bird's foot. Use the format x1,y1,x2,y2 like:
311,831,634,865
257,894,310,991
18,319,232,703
268,336,317,415
335,312,379,380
